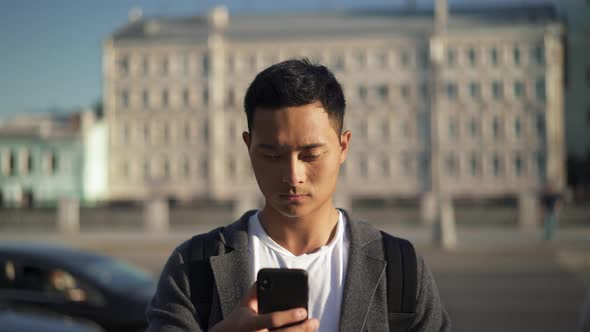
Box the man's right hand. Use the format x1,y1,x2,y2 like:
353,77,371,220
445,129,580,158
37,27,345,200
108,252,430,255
210,283,319,332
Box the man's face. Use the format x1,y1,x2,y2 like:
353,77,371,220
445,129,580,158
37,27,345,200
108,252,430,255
243,103,350,218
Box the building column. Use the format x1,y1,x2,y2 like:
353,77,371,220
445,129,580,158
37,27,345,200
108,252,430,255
518,191,540,231
544,24,566,190
420,192,436,226
57,198,80,234
144,198,169,233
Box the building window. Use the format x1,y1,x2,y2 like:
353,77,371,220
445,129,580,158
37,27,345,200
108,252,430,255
469,82,481,99
142,90,149,108
514,117,522,139
122,124,130,144
400,84,411,100
358,119,368,139
200,159,209,179
586,66,590,86
532,45,544,65
358,86,368,103
377,84,389,100
183,89,190,107
163,123,170,143
142,56,149,75
492,117,502,139
143,161,150,180
47,152,58,174
513,47,521,65
163,160,170,179
122,161,130,178
448,117,458,140
537,113,546,138
535,78,546,100
468,48,476,66
8,151,16,176
446,82,458,100
202,121,209,144
359,158,368,178
162,90,169,108
143,123,150,143
492,81,503,100
401,152,412,176
401,50,410,67
118,56,129,75
227,158,236,178
21,151,33,174
184,124,191,141
161,57,169,75
492,154,502,177
202,54,211,76
514,153,524,177
445,152,458,177
183,158,191,178
333,55,345,71
120,90,129,108
226,88,235,107
468,118,479,138
470,153,480,176
381,121,390,140
447,48,455,66
419,48,429,69
536,152,546,179
420,83,429,99
381,158,390,177
514,81,525,99
490,48,499,66
203,87,209,106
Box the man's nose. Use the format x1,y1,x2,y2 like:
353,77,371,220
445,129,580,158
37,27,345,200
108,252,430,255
281,156,305,186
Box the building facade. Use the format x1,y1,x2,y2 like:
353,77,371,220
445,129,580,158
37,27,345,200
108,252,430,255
0,111,106,207
103,3,565,205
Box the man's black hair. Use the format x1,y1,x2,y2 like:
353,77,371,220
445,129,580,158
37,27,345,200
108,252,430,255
243,58,346,134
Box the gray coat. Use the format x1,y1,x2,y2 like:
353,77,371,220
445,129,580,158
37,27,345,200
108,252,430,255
146,210,451,331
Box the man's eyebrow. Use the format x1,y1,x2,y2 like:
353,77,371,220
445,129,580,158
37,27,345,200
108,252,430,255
255,143,326,150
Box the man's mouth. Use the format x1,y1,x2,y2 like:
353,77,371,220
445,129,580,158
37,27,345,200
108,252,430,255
279,194,309,201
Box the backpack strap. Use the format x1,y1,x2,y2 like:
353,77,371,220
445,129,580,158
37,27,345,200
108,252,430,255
187,226,224,328
381,231,417,314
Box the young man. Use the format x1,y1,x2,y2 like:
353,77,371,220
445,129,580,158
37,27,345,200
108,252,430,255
147,59,450,331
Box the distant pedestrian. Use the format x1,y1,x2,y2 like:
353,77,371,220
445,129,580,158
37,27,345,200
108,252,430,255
540,184,563,241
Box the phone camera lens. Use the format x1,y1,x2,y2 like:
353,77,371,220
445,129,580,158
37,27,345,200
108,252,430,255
260,278,271,290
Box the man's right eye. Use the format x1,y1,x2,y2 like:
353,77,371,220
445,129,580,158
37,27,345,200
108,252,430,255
263,154,280,160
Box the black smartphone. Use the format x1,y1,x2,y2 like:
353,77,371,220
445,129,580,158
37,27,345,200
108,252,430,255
257,268,309,317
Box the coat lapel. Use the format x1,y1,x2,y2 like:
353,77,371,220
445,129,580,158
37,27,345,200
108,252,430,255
209,211,255,319
339,210,386,332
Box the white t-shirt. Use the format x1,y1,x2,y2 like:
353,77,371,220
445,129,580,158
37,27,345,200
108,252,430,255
248,210,349,332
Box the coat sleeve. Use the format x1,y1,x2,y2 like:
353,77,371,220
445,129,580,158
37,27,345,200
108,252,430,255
146,242,203,332
410,256,451,332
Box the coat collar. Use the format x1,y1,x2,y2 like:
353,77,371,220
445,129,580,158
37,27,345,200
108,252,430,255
209,209,386,330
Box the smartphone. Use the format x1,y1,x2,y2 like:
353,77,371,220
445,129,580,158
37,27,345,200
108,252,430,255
257,268,309,317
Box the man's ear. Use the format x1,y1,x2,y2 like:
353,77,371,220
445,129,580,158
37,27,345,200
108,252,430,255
339,130,351,163
243,131,251,150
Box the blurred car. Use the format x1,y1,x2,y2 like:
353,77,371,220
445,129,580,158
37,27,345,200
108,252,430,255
0,242,156,332
0,308,104,332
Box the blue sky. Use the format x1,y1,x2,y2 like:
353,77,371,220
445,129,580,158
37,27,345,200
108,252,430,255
0,0,550,118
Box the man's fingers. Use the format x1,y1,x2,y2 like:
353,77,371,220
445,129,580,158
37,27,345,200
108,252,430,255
248,307,307,331
275,318,320,332
242,282,259,312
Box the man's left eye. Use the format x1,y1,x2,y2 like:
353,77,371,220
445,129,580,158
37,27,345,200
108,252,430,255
301,155,320,161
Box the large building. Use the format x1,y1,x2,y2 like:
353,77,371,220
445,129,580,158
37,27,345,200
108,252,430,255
103,2,565,207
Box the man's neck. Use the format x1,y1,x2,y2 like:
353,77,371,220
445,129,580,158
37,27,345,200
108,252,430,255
258,203,340,256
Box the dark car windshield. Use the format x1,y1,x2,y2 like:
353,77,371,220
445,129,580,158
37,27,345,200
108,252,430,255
83,259,154,292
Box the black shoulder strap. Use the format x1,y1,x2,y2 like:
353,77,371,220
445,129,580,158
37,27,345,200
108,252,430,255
187,226,224,329
381,231,417,314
